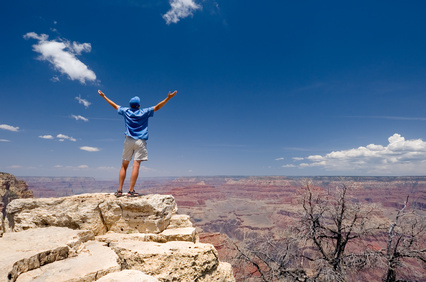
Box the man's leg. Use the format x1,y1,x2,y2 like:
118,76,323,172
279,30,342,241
118,160,130,192
129,160,142,192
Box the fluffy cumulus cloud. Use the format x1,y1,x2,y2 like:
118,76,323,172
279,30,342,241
297,133,426,175
0,124,19,132
23,32,96,83
163,0,201,24
80,146,100,152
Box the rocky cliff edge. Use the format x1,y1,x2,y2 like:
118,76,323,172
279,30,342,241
0,193,235,282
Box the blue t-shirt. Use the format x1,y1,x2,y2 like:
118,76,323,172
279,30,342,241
118,106,154,140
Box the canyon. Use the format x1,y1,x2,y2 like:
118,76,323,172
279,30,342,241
13,175,426,281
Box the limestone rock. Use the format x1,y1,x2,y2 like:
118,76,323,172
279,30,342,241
112,240,233,281
197,261,235,282
16,241,120,282
5,193,177,235
99,194,177,234
0,227,94,282
161,227,199,243
2,190,235,281
96,270,159,282
96,231,169,244
168,214,193,229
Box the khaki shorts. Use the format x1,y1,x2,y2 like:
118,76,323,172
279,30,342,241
122,136,148,161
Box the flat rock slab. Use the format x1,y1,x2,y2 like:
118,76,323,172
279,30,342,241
96,227,198,244
112,241,222,281
161,227,198,243
0,227,94,282
97,270,159,282
6,193,177,235
16,241,120,282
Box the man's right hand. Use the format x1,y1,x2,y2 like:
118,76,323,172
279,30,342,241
98,90,119,110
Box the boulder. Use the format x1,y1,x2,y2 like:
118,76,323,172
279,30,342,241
161,227,199,243
167,214,193,228
5,194,177,235
112,240,233,281
0,227,94,282
99,194,177,234
197,261,235,282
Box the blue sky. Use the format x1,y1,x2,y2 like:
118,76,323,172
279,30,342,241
1,0,426,179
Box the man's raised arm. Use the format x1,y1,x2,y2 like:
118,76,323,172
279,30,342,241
98,90,119,110
154,90,177,112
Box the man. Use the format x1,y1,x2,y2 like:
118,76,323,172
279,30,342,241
98,89,177,197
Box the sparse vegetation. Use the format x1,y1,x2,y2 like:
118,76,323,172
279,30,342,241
233,180,426,281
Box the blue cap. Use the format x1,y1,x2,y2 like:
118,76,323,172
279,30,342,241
129,96,140,108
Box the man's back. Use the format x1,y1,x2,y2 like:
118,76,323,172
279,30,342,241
118,106,154,140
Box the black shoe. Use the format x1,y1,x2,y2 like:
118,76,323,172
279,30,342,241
127,190,140,197
114,190,123,197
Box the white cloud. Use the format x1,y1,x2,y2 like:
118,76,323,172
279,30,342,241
80,146,100,152
299,133,426,175
78,165,89,169
71,115,89,122
23,32,96,84
0,124,19,132
282,164,296,168
39,135,54,139
293,157,304,161
275,157,285,161
56,134,76,142
0,139,10,142
75,95,91,108
163,0,201,24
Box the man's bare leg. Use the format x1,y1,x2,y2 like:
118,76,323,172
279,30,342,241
118,160,130,192
129,160,142,192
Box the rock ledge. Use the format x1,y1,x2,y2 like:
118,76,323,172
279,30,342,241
1,193,234,282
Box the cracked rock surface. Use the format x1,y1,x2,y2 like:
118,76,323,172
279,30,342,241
0,227,94,282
